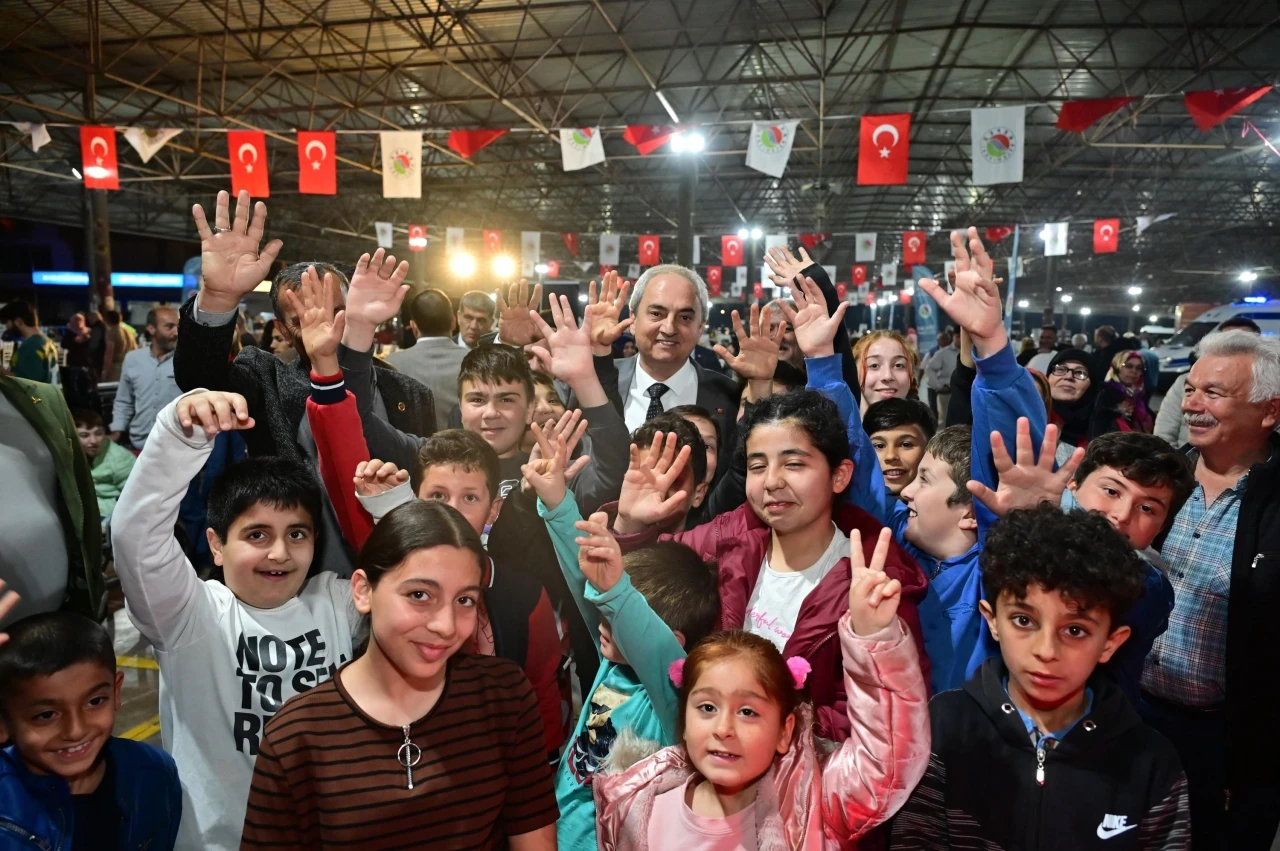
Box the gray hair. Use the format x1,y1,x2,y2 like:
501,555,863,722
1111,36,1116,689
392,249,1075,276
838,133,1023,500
1196,329,1280,403
458,290,498,318
629,264,710,327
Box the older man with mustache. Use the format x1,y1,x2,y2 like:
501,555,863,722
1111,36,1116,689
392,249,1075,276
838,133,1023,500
1141,329,1280,851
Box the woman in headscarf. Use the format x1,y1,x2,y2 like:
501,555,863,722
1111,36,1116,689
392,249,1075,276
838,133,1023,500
1045,348,1101,465
1090,349,1155,436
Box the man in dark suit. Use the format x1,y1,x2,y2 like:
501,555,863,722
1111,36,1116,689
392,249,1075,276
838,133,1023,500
387,287,467,426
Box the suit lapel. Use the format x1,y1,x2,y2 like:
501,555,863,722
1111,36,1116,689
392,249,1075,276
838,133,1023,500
616,355,637,397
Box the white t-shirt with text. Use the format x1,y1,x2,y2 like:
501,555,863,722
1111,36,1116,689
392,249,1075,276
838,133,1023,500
744,526,849,651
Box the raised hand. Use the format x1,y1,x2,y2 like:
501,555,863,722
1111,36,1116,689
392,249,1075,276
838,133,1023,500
777,275,850,359
495,279,543,346
848,527,903,636
345,249,410,329
191,190,284,313
0,580,19,647
528,294,594,385
521,420,574,509
584,270,634,355
713,303,785,381
574,512,624,593
966,419,1083,517
763,244,814,288
526,407,591,481
353,459,409,498
918,228,1004,353
175,391,255,438
281,266,346,372
614,431,692,534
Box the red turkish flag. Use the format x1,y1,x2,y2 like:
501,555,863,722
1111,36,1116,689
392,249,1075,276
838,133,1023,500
1184,86,1272,131
638,234,661,266
798,232,831,250
447,129,508,158
836,282,848,300
983,225,1015,243
852,265,867,285
79,126,119,190
545,260,560,277
483,230,502,253
752,282,764,300
1093,219,1120,254
227,131,269,197
706,266,722,289
857,113,910,185
899,290,913,305
902,231,926,265
623,125,677,156
1056,97,1137,133
297,131,336,195
721,235,744,266
865,293,877,306
562,233,579,256
408,225,427,251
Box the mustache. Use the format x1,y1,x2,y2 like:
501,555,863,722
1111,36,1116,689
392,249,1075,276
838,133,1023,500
1184,412,1220,428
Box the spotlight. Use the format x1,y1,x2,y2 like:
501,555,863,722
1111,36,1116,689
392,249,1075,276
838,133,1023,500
577,293,588,303
737,228,750,240
448,252,477,278
491,254,517,279
1080,307,1092,316
1240,270,1258,282
1060,294,1073,303
750,228,763,240
1148,314,1159,323
1055,286,1062,292
534,263,549,275
1132,304,1141,312
1017,299,1029,308
1127,286,1142,296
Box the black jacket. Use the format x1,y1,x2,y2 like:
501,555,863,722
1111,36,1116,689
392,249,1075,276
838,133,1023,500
890,658,1189,851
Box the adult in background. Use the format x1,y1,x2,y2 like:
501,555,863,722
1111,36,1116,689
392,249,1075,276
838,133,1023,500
60,312,100,411
922,329,958,424
1093,324,1126,377
1046,347,1102,464
1143,330,1280,850
387,287,467,427
258,318,298,363
1021,323,1059,371
455,289,497,350
110,306,181,450
1155,316,1261,448
101,309,138,383
765,296,804,370
1,300,58,383
1090,349,1154,437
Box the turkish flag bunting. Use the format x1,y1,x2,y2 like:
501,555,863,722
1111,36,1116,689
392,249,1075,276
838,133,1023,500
297,131,336,195
983,225,1015,243
1056,97,1137,133
857,113,911,185
899,290,913,305
483,230,502,253
227,131,269,197
545,260,560,277
706,266,722,289
408,225,427,252
1093,219,1120,254
721,235,744,266
902,231,926,265
835,282,848,300
753,282,764,300
1184,86,1272,131
852,265,867,285
79,126,119,190
623,125,678,156
562,233,579,256
798,232,831,250
638,235,661,266
448,129,508,159
865,293,877,306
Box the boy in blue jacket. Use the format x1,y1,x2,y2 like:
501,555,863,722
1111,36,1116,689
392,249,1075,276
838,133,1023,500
0,611,181,851
785,228,1047,693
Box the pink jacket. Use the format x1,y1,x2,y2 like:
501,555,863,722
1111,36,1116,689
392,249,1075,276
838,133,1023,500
593,614,930,850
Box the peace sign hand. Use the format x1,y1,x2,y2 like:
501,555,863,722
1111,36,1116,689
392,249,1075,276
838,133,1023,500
191,190,284,313
848,528,902,636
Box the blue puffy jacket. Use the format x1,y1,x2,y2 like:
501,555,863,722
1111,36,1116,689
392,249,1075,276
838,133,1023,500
0,737,180,851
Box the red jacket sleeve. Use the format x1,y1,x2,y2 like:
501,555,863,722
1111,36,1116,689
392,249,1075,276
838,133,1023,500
525,588,570,757
306,371,375,550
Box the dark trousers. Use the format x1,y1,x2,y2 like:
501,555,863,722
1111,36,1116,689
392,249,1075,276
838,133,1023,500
1140,692,1280,851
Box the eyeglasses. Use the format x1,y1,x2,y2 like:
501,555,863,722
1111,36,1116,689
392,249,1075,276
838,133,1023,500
1050,366,1090,381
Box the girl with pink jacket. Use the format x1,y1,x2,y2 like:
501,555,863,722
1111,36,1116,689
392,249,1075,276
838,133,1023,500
591,528,930,850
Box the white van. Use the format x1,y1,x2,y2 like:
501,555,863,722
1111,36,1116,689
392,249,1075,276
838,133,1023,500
1151,299,1280,388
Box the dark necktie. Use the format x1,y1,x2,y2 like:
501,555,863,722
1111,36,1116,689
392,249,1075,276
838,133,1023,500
645,383,670,421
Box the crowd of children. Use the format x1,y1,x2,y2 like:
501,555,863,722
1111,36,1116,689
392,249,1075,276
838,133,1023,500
7,190,1257,851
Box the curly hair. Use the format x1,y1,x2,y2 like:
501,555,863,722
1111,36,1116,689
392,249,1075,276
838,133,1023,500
981,504,1145,623
676,630,801,740
852,330,919,397
739,389,849,472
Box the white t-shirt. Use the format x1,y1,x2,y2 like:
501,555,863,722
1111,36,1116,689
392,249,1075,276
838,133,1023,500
744,526,849,651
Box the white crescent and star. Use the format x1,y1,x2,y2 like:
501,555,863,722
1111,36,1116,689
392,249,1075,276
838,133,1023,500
304,139,327,170
1100,224,1115,239
642,238,657,256
871,123,900,157
238,143,259,172
907,236,921,251
89,135,109,165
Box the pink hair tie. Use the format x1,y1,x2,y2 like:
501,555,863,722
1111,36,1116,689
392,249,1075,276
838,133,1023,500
668,659,686,689
786,657,811,689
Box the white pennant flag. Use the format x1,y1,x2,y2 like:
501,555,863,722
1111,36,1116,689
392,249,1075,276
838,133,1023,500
971,106,1025,186
446,227,465,252
575,261,595,273
9,122,51,152
599,233,620,266
734,266,749,294
765,234,788,252
881,263,898,290
1043,222,1069,256
560,127,606,171
1136,213,1177,236
627,263,641,280
375,222,393,249
745,120,799,178
822,265,837,283
121,128,181,164
380,131,422,198
521,232,542,276
855,233,877,262
692,236,701,265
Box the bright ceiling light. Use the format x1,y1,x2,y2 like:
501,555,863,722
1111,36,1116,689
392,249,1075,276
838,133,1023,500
1039,227,1052,241
737,228,750,240
1127,286,1142,296
1148,314,1159,323
491,254,517,279
577,293,588,303
750,227,763,240
534,263,549,275
1055,286,1062,292
1240,270,1258,282
1132,304,1141,312
1017,299,1029,308
448,251,477,278
1080,307,1092,315
71,167,82,180
1060,294,1073,303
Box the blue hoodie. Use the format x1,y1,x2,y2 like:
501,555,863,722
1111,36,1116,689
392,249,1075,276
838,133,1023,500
807,342,1047,693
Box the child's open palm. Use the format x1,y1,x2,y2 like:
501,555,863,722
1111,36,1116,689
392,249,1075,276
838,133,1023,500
848,528,902,636
967,418,1083,517
778,275,850,359
521,420,573,509
615,432,692,533
574,512,624,592
281,266,345,362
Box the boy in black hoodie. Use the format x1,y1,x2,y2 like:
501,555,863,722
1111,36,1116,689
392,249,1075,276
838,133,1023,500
891,504,1190,851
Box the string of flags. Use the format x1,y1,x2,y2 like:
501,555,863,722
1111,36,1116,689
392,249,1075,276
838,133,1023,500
14,84,1271,197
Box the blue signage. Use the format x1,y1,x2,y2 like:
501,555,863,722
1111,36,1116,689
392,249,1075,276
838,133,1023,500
33,271,90,285
33,271,186,288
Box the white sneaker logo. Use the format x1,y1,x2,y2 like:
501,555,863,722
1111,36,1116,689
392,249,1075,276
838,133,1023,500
1097,814,1138,839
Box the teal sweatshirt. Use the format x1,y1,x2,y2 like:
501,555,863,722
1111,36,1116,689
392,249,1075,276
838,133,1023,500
537,493,685,851
91,439,136,521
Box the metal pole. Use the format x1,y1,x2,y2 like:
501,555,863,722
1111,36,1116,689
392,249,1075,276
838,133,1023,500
84,71,113,309
676,158,695,266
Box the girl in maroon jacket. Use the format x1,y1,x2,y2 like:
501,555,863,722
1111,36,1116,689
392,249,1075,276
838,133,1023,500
612,391,929,741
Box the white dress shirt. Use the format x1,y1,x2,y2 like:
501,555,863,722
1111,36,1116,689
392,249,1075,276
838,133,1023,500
624,357,699,432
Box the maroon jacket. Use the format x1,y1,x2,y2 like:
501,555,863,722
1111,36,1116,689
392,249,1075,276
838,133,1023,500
613,501,929,741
